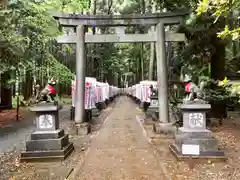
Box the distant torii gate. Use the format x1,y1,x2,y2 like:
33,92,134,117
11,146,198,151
53,12,188,125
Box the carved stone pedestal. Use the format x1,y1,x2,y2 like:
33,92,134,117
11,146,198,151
21,103,74,162
70,106,93,121
70,106,75,120
75,122,89,135
139,102,144,109
170,103,226,161
109,96,114,102
146,95,158,118
92,106,100,117
151,111,159,121
105,99,109,106
98,102,106,110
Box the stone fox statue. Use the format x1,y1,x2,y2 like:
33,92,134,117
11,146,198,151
36,79,57,103
183,74,206,103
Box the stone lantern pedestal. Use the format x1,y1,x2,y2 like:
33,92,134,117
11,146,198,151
21,102,74,161
146,95,159,121
146,95,158,119
70,106,95,121
170,103,226,161
92,105,100,117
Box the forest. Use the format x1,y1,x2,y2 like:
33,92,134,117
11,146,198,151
1,0,240,180
0,0,239,109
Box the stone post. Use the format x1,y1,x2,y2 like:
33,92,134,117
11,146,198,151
156,22,169,123
146,94,158,115
75,25,86,124
145,94,158,124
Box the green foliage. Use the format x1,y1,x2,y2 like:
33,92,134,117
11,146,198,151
196,0,240,40
201,77,231,104
0,0,239,106
39,0,89,12
48,54,74,85
117,0,139,14
0,0,79,98
204,87,231,104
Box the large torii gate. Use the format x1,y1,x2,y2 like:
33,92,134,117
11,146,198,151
53,12,188,125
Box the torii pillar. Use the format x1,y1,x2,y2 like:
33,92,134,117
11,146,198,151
75,25,86,124
156,22,169,124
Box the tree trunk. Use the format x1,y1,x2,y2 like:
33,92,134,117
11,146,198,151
210,38,227,119
0,0,7,9
167,42,173,79
0,72,12,109
90,0,97,77
136,51,141,83
118,73,121,88
148,0,156,80
23,71,33,101
141,43,144,80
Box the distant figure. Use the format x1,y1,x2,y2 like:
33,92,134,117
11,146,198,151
150,85,153,96
150,85,157,97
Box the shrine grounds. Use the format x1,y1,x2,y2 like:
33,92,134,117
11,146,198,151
0,96,240,180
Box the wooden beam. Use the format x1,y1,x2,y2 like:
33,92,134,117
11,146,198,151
56,32,185,44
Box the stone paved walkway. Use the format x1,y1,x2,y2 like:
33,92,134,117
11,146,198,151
76,97,167,180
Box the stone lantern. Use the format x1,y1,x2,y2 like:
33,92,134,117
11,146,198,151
170,103,226,160
21,102,74,161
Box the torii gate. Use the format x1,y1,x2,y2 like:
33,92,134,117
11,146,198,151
53,12,188,125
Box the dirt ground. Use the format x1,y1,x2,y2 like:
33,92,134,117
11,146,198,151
0,103,113,180
0,109,28,128
142,110,240,180
73,96,168,180
2,97,240,179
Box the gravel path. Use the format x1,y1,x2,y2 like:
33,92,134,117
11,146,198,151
76,96,167,180
0,105,71,153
